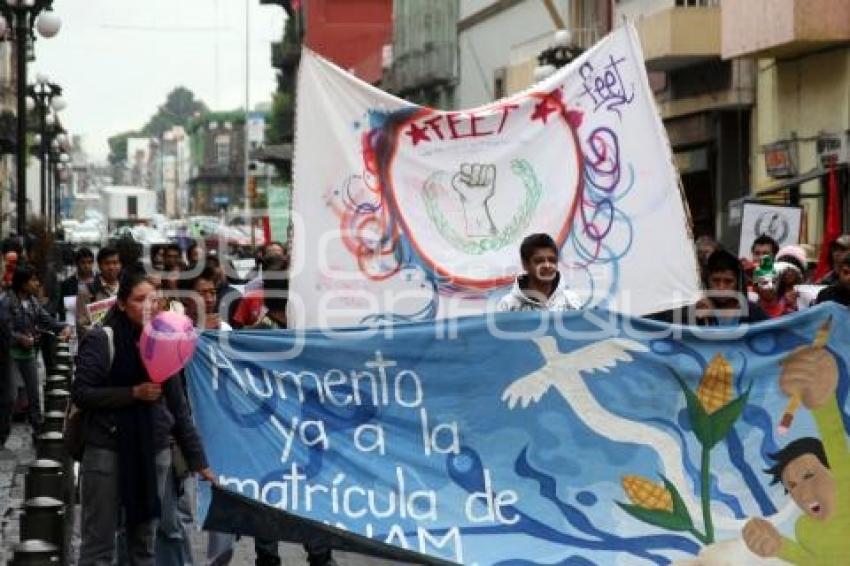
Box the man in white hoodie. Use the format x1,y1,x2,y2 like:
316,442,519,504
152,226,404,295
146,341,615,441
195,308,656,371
497,233,582,312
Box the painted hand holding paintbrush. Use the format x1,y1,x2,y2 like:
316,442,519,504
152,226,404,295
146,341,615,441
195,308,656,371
778,317,837,434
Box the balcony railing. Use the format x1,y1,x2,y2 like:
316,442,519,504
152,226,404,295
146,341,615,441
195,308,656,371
636,5,721,71
722,0,850,59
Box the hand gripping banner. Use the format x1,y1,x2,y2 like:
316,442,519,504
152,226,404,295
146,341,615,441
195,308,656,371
290,25,700,327
188,304,850,565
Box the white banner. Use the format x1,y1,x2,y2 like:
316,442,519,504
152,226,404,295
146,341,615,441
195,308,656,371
291,25,700,328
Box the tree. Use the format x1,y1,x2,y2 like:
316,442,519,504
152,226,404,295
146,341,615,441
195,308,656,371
142,86,208,138
266,16,299,146
106,86,208,165
266,90,293,145
107,130,138,165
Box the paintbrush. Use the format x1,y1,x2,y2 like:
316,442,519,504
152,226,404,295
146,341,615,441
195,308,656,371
778,316,832,435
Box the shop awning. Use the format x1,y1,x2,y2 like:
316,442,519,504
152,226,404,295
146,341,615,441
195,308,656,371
756,163,848,198
251,143,293,165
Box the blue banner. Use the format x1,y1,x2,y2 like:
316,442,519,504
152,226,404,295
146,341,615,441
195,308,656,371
186,304,850,565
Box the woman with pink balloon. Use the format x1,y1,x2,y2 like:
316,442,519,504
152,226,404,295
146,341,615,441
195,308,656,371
71,268,215,566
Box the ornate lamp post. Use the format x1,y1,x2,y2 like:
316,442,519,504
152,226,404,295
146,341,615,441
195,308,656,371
50,131,68,228
40,122,66,229
53,149,68,228
534,29,584,82
27,73,64,219
0,0,61,236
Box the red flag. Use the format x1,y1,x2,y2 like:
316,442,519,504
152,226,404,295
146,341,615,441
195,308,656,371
814,163,841,281
262,216,271,244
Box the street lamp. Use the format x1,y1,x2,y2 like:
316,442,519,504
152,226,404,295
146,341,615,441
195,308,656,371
48,125,67,229
27,75,63,218
0,0,61,237
57,150,68,225
534,28,583,82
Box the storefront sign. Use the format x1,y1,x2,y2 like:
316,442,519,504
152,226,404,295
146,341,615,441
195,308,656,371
816,132,849,168
763,140,797,178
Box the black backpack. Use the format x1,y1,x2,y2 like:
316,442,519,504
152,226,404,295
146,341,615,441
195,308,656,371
63,326,114,461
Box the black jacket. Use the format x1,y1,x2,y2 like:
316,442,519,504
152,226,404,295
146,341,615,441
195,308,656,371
816,284,850,307
71,326,208,471
2,292,66,349
61,274,85,298
647,300,769,326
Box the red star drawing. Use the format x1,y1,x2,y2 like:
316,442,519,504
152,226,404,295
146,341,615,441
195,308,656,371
404,122,431,146
530,89,563,125
565,109,584,129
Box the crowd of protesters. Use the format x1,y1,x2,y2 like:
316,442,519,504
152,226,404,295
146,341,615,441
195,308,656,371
666,233,850,325
2,226,850,565
494,231,850,321
0,230,340,566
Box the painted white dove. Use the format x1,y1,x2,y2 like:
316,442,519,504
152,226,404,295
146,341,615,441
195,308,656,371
502,336,648,409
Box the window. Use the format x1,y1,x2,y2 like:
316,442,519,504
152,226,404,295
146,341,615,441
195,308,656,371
215,134,231,166
493,68,506,100
128,196,138,218
669,60,731,99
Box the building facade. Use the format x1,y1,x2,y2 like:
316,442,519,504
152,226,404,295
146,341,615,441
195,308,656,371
723,0,850,246
262,0,391,220
620,0,754,250
263,0,850,257
302,0,392,84
457,0,611,107
126,137,153,190
155,126,191,218
187,112,248,215
384,0,458,108
0,42,13,237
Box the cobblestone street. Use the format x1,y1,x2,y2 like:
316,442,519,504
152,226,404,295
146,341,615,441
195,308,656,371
1,423,402,565
0,423,33,565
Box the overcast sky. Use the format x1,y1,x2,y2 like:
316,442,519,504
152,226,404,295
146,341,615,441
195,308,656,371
31,0,286,162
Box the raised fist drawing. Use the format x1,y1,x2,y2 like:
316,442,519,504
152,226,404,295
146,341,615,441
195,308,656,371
451,163,498,237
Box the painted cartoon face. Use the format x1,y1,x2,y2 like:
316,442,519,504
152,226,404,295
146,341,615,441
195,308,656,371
782,453,835,520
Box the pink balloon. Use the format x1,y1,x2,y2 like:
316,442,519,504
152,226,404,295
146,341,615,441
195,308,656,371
139,311,198,384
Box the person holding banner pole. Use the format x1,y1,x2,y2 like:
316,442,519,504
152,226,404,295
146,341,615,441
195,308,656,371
72,269,214,566
206,256,337,566
496,233,581,312
154,267,230,566
816,254,850,307
816,235,850,286
649,249,769,326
